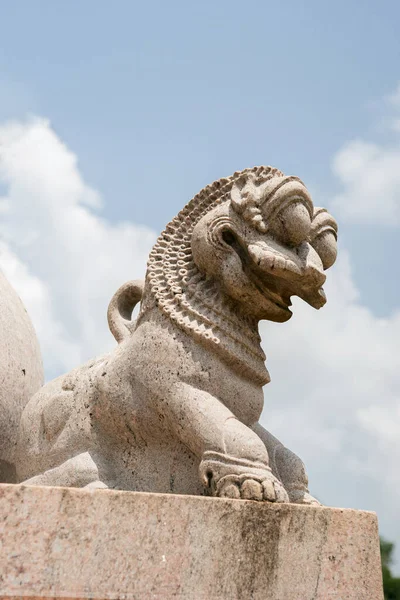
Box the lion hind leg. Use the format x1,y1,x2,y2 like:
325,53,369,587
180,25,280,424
251,422,321,506
21,452,104,489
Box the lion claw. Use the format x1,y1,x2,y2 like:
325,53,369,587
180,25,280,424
217,473,289,503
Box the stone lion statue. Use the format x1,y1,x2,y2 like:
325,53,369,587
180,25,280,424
14,166,337,504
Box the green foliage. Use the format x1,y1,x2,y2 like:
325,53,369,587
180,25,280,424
381,538,400,600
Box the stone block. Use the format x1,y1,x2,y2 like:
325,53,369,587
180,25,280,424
0,484,383,599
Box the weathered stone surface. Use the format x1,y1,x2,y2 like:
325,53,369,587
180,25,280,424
15,167,338,507
0,484,382,600
0,269,43,481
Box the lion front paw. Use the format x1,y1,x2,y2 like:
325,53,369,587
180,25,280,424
200,451,289,503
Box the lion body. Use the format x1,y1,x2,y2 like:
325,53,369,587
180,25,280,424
14,165,337,504
17,308,264,494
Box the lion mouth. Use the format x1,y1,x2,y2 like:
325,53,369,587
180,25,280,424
246,241,327,311
248,269,293,312
222,228,326,312
246,249,327,312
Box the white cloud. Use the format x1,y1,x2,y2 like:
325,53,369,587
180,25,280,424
0,240,79,370
331,139,400,226
331,83,400,226
0,114,400,566
0,118,156,378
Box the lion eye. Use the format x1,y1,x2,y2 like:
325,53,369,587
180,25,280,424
222,229,236,246
268,202,312,247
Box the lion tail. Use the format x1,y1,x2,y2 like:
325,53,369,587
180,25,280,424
107,280,144,343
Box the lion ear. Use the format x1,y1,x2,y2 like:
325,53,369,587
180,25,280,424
231,173,257,213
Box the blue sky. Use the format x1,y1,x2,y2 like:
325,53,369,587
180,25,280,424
2,0,399,314
1,0,400,568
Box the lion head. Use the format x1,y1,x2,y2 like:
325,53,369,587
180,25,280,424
191,170,337,323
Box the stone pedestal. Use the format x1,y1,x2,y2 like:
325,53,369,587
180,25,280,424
0,484,383,599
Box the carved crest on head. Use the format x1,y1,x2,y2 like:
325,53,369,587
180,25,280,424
230,171,315,235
